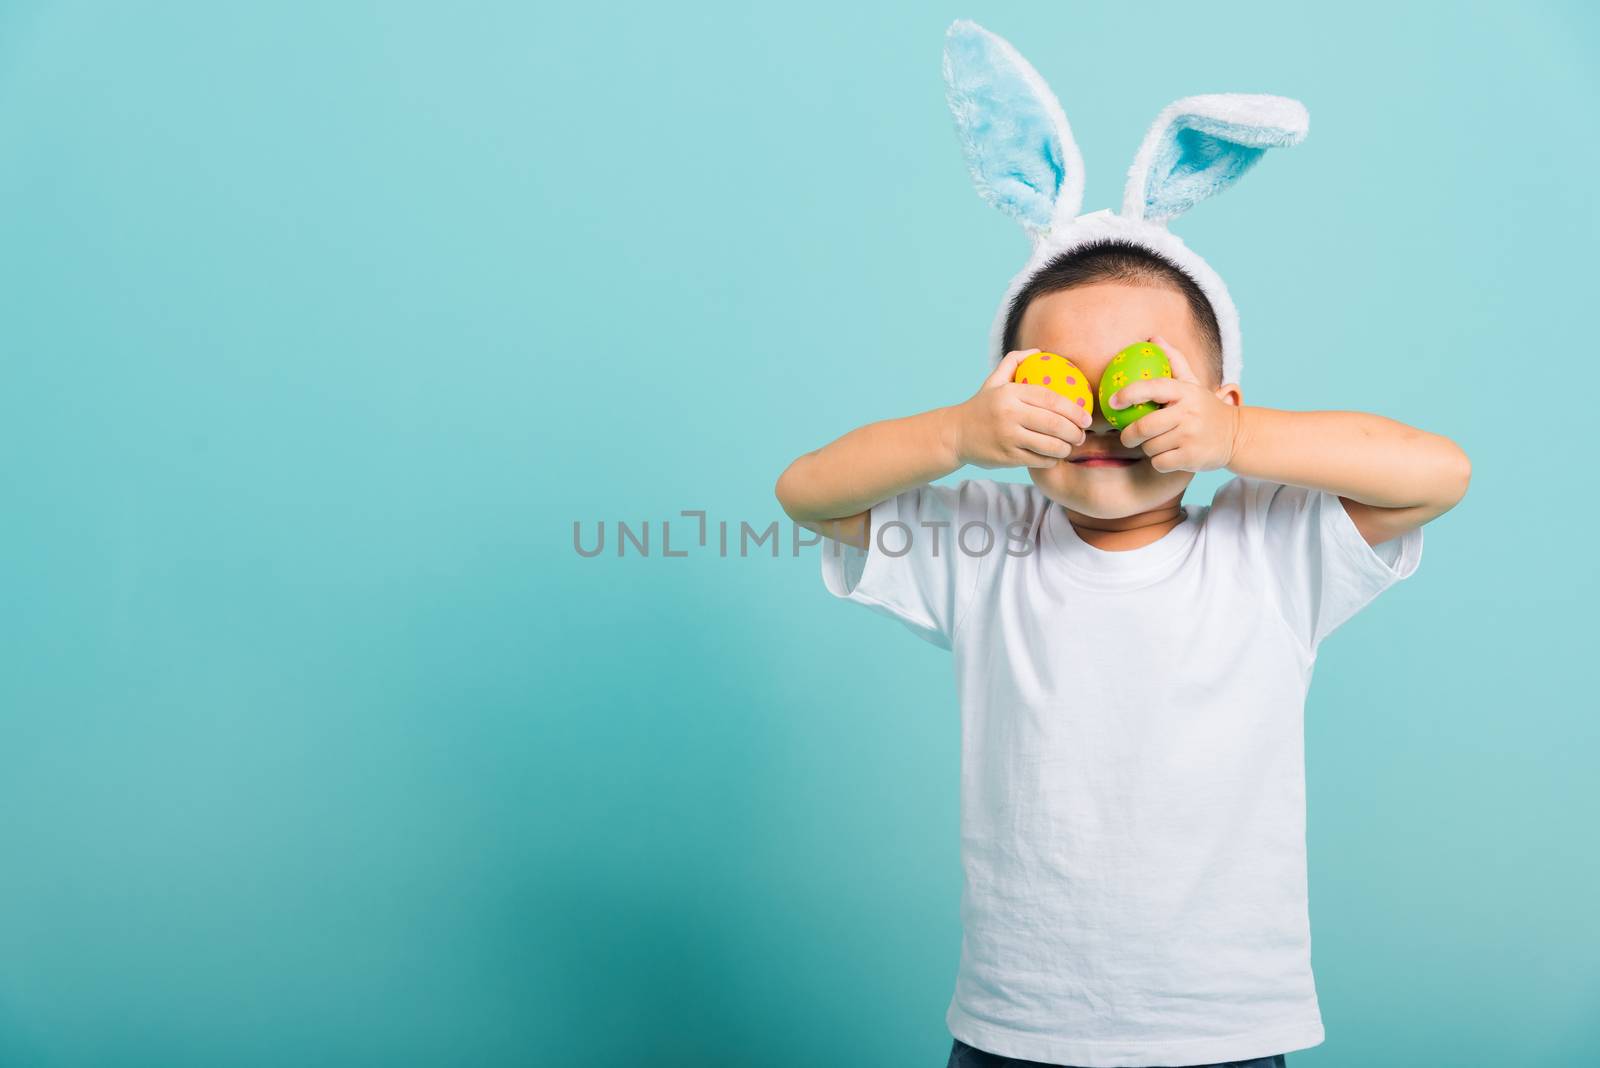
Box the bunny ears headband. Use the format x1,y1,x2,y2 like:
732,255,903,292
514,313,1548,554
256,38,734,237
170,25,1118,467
943,19,1309,387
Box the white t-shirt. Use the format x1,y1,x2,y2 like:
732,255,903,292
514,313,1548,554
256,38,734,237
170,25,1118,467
819,475,1423,1067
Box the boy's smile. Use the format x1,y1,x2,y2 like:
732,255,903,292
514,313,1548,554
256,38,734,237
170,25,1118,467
1014,280,1242,540
1067,438,1143,466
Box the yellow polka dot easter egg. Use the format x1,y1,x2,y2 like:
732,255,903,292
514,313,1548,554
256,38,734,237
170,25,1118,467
1013,352,1094,419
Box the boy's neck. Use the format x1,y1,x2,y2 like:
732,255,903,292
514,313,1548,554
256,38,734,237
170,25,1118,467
1065,502,1188,552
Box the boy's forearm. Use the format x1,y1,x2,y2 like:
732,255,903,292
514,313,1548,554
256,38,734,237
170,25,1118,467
776,406,963,524
1228,405,1470,510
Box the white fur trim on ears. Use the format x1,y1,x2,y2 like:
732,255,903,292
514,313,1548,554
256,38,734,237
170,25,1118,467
942,19,1087,234
986,210,1244,386
1123,94,1309,223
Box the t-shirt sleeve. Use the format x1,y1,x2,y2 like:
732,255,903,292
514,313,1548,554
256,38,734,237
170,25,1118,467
1237,476,1425,653
818,479,997,650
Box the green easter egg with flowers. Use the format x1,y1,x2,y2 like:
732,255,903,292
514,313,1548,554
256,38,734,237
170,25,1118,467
1099,343,1174,430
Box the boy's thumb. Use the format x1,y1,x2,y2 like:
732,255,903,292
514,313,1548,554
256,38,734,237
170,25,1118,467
987,349,1038,388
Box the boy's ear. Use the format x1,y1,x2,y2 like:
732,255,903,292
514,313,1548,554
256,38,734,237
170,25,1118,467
1122,94,1308,224
942,19,1084,241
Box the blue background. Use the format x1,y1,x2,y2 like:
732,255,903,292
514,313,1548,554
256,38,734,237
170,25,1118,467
1,2,1595,1065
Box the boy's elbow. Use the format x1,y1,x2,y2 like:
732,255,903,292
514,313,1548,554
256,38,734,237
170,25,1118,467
774,469,793,520
1434,438,1472,512
1448,441,1472,504
774,458,809,523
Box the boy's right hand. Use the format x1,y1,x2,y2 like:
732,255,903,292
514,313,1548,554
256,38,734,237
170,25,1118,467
947,349,1092,469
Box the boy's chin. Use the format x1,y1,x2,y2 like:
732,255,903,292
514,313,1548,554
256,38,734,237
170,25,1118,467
1028,462,1191,517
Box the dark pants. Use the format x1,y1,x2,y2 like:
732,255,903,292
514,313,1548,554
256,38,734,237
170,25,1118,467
947,1037,1287,1068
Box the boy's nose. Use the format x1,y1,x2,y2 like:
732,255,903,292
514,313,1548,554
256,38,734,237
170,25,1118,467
1085,378,1112,430
1087,407,1120,435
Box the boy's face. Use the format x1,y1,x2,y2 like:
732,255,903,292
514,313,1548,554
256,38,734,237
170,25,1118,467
1014,281,1242,520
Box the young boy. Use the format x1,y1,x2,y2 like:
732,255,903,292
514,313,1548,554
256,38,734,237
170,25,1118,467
774,241,1470,1067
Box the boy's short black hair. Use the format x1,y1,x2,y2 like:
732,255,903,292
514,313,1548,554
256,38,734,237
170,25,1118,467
1000,240,1225,385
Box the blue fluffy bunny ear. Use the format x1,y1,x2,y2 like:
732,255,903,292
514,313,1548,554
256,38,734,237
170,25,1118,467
1123,94,1308,224
942,19,1084,241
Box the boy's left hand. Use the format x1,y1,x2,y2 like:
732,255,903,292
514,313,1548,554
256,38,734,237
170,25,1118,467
1107,335,1241,473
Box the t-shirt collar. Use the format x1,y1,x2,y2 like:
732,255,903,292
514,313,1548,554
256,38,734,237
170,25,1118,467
1042,500,1204,590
